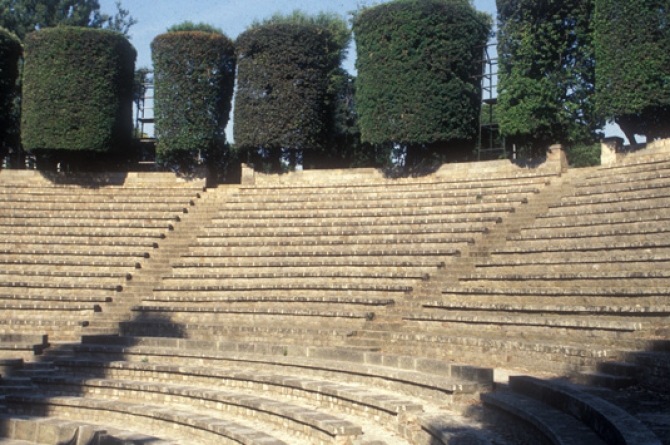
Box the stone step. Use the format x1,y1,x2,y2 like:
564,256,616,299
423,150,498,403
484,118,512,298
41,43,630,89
481,390,607,444
508,376,662,445
32,376,364,445
4,395,291,445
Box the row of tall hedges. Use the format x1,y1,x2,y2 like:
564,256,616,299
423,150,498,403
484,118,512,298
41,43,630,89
15,2,491,171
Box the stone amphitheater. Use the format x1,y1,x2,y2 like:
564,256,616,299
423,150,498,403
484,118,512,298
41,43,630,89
0,142,668,444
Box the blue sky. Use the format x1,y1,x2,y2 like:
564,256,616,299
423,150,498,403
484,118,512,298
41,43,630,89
102,0,498,73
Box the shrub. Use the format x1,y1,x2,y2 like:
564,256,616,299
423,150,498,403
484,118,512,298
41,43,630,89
152,27,236,169
353,0,491,166
496,0,599,154
595,0,670,142
21,27,136,155
0,27,22,160
235,15,347,171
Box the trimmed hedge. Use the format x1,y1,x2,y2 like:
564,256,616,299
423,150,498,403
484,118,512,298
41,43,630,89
152,30,236,164
0,27,21,156
234,23,339,165
21,27,136,153
595,0,670,142
353,0,490,158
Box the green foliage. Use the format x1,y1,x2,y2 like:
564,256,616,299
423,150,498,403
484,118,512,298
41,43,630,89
21,27,136,155
595,0,670,142
304,73,390,169
0,27,21,159
353,0,491,165
566,143,600,168
235,20,346,170
249,10,351,65
0,0,136,40
496,0,600,154
152,30,236,170
167,21,223,35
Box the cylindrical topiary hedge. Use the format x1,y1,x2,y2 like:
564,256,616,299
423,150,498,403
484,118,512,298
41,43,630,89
595,0,670,142
0,27,22,158
234,23,339,164
21,27,136,154
353,0,490,160
152,29,236,165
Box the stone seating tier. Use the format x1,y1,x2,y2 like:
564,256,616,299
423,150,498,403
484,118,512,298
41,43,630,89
0,416,177,445
27,376,364,445
4,395,292,445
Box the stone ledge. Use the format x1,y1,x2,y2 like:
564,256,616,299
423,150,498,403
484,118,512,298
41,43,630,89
162,271,427,281
509,376,662,445
170,259,445,269
461,271,670,282
205,215,503,229
4,395,289,445
403,312,648,332
222,197,528,212
4,213,183,222
153,283,413,293
424,300,670,315
481,391,605,445
0,250,150,260
132,305,377,320
198,226,489,238
553,190,670,208
0,240,158,249
526,218,670,235
539,201,670,219
0,282,122,292
508,226,670,242
54,359,423,417
0,259,141,269
442,286,670,297
0,303,100,312
213,206,515,220
0,271,130,280
491,240,670,255
227,187,540,204
0,295,112,303
77,337,493,385
119,322,358,340
143,295,396,305
181,249,461,259
573,178,670,197
31,376,364,441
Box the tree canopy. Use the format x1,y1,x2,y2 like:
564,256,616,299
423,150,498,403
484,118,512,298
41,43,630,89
496,0,599,154
0,0,136,40
167,21,223,35
353,0,491,167
595,0,670,143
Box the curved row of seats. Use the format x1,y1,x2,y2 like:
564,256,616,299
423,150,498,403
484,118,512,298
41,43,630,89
0,173,204,347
